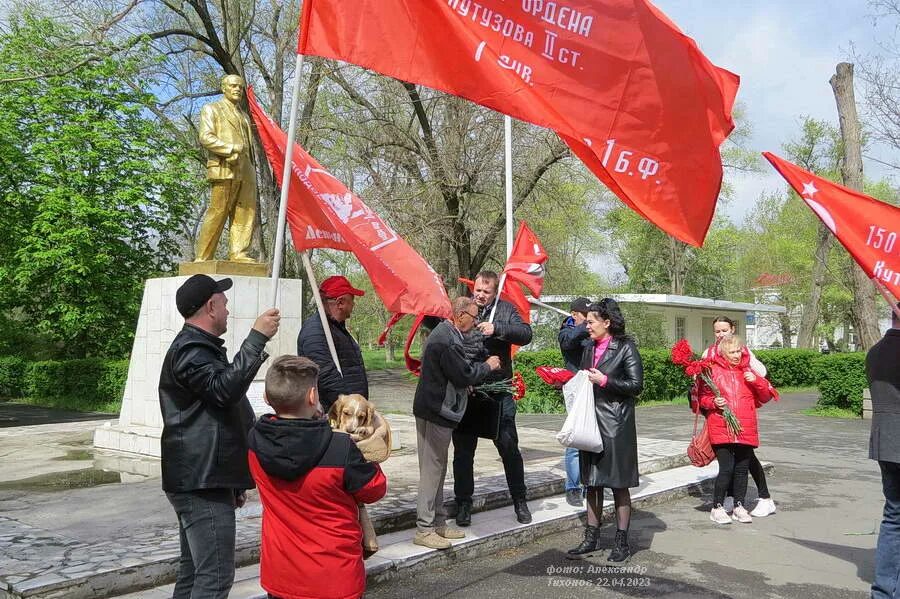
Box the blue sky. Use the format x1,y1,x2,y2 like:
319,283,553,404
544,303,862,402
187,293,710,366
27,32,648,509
654,0,897,224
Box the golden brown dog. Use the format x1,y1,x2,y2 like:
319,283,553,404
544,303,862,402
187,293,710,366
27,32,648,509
328,393,376,441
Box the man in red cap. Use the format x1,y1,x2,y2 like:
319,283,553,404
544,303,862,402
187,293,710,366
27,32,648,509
297,275,369,412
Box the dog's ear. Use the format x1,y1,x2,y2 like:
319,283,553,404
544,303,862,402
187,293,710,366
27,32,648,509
365,402,376,426
328,396,346,427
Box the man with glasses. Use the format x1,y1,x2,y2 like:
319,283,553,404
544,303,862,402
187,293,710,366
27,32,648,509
413,297,500,549
454,270,534,526
297,275,368,413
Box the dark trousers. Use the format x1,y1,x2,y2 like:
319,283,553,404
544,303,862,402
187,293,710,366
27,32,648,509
167,489,237,599
713,444,753,506
452,394,526,503
873,460,900,599
726,449,770,499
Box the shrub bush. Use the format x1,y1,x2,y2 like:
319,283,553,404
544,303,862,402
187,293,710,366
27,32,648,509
813,353,867,415
22,358,126,412
0,356,27,397
514,346,692,413
753,349,820,387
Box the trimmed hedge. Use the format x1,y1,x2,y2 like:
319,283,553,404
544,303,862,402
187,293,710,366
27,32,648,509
2,358,128,412
514,347,692,414
753,349,820,388
0,356,27,397
514,347,867,415
813,353,867,414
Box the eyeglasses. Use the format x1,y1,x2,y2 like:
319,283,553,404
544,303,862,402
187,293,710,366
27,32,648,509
460,310,479,319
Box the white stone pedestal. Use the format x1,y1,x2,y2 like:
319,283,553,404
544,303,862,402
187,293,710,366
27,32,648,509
93,275,303,457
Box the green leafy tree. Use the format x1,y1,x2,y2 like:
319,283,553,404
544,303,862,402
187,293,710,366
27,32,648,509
0,14,197,358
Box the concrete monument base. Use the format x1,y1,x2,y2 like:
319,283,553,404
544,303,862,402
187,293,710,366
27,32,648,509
178,260,268,277
93,275,302,457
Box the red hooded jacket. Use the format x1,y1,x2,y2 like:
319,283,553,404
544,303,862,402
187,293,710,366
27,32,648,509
248,415,387,599
698,348,775,447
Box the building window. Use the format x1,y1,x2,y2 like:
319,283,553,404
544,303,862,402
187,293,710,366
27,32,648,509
675,316,686,340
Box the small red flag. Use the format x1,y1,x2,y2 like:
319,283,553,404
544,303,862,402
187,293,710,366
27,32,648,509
503,222,547,297
764,152,900,299
298,0,738,246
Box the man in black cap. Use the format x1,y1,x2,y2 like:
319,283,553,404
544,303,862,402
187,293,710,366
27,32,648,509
159,274,280,599
558,297,591,507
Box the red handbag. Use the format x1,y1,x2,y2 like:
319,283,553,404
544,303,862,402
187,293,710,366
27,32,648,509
687,411,715,467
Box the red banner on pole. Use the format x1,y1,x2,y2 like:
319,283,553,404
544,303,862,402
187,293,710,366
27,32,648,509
504,222,547,296
764,152,900,300
247,87,452,318
298,0,738,246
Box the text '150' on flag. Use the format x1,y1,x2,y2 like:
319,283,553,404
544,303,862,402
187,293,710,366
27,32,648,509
246,87,452,319
298,0,739,247
764,152,900,300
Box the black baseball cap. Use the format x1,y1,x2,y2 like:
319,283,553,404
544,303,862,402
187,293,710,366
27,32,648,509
569,297,591,314
176,275,233,318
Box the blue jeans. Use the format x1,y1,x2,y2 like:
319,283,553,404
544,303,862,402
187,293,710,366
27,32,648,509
167,489,237,599
565,446,581,492
873,461,900,599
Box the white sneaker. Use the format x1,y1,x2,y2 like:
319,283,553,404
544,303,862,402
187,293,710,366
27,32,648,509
710,506,732,525
750,498,776,517
732,504,752,523
722,496,734,514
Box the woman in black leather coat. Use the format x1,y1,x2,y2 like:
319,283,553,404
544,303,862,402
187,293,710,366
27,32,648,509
567,298,643,562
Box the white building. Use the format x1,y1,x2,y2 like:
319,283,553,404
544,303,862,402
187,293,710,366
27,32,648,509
537,294,787,350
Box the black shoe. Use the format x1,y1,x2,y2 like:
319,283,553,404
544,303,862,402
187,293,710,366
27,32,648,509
565,489,583,507
607,529,630,562
455,501,472,527
567,525,600,558
514,499,532,524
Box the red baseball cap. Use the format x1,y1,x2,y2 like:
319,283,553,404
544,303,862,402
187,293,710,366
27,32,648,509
319,275,365,299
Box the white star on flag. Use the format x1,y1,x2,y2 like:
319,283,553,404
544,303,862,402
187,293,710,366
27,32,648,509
801,181,818,197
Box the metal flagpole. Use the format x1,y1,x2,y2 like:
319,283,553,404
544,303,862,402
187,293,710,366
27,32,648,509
488,115,515,325
528,296,569,317
301,251,342,375
269,53,305,307
267,53,342,372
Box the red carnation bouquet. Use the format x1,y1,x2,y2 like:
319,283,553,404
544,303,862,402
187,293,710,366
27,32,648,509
670,339,742,438
474,371,527,401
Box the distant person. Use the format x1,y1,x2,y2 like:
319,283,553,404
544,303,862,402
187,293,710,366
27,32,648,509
698,335,775,526
297,275,368,413
867,305,900,599
412,297,500,549
454,271,534,526
249,355,386,599
558,297,591,507
567,299,643,562
702,316,776,518
159,274,280,599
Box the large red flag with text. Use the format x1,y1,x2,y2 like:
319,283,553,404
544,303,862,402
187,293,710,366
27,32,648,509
764,152,900,299
247,87,452,318
503,222,547,296
298,0,739,246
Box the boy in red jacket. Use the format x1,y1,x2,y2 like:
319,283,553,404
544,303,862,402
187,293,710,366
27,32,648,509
248,356,387,599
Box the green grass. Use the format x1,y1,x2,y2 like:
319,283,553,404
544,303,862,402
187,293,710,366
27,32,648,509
637,396,690,408
776,386,818,394
8,396,120,414
802,405,860,419
361,348,406,371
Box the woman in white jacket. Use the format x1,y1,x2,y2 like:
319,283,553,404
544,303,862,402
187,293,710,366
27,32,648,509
702,316,776,518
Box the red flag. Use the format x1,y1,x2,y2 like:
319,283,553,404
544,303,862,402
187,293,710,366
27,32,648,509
503,222,547,297
247,88,452,318
298,0,738,246
764,152,900,299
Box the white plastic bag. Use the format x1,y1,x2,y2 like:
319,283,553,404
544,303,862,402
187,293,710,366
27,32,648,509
556,371,604,452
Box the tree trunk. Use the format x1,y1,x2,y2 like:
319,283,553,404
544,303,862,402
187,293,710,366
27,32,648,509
797,224,833,347
778,311,793,348
668,237,688,295
830,62,882,350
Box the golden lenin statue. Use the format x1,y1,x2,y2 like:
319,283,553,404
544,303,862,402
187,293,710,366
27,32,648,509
195,75,257,263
